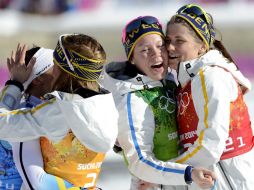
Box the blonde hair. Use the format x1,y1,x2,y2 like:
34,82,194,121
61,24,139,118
54,34,106,93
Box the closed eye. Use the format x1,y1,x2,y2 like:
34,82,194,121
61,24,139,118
157,43,165,49
176,39,185,44
141,48,149,53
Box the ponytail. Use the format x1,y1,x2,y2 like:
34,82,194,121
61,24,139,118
213,40,234,63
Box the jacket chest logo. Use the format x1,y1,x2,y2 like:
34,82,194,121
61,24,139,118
177,92,190,115
158,95,175,114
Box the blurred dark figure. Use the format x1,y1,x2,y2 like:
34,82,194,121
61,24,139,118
0,0,12,9
197,0,229,3
18,0,68,14
68,0,104,11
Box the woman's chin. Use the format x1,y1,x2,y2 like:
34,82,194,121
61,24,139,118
168,60,179,70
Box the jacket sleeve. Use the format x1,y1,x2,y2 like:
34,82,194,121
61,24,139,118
173,67,238,167
0,85,22,110
0,86,69,142
117,92,188,185
12,140,79,190
0,85,118,153
59,93,119,153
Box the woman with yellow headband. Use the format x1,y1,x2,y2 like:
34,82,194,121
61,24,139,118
163,3,253,190
0,34,118,189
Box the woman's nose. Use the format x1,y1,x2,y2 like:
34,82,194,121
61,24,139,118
167,43,175,52
151,47,161,57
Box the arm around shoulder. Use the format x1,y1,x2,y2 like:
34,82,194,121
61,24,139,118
60,93,119,153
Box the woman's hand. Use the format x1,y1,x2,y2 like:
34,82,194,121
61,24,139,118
135,167,216,189
192,167,217,189
7,43,35,83
137,179,156,190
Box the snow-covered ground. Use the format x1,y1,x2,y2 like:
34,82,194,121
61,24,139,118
97,150,131,189
98,80,254,189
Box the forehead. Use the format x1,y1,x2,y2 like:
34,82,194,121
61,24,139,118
135,33,163,47
166,23,192,37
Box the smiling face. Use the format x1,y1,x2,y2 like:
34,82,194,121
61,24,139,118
166,23,206,70
131,34,168,81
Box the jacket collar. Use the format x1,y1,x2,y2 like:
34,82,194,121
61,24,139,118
99,61,169,95
178,50,230,86
177,50,251,93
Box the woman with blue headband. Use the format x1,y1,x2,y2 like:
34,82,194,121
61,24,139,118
0,34,118,189
99,16,216,189
163,3,253,190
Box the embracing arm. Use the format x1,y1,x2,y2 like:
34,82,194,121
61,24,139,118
0,43,67,142
0,87,69,142
117,92,215,186
0,86,117,153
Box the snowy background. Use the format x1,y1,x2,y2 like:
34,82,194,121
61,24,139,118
0,0,253,189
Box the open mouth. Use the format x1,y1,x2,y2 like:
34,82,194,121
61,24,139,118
169,55,179,60
151,63,163,69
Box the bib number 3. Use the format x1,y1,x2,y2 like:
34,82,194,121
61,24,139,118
83,173,97,188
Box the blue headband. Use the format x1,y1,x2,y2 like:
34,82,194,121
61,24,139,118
122,16,164,60
53,35,104,81
176,4,216,49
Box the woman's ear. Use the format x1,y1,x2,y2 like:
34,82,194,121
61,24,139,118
130,56,136,65
198,43,207,56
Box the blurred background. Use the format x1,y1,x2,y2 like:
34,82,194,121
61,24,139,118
0,0,253,189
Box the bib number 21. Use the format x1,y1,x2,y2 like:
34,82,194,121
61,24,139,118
224,136,245,152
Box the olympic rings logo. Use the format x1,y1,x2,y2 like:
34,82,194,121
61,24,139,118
177,92,190,115
158,95,176,114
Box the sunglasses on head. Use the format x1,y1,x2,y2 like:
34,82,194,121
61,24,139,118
122,16,161,42
177,4,210,25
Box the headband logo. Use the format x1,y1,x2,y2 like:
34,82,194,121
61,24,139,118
141,23,160,29
185,13,209,35
128,28,139,39
127,23,160,39
55,43,65,60
36,64,52,76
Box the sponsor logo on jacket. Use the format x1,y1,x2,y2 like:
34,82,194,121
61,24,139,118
77,162,102,170
179,130,197,142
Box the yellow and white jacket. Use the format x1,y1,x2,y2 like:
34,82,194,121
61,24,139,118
99,61,190,186
172,50,254,190
0,86,118,154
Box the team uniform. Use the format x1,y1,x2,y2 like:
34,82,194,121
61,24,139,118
0,140,22,190
0,84,118,189
99,61,192,187
9,92,106,190
172,50,254,190
40,131,105,189
0,84,118,153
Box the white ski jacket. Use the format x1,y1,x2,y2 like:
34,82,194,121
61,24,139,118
172,50,254,190
99,61,192,186
0,86,118,153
